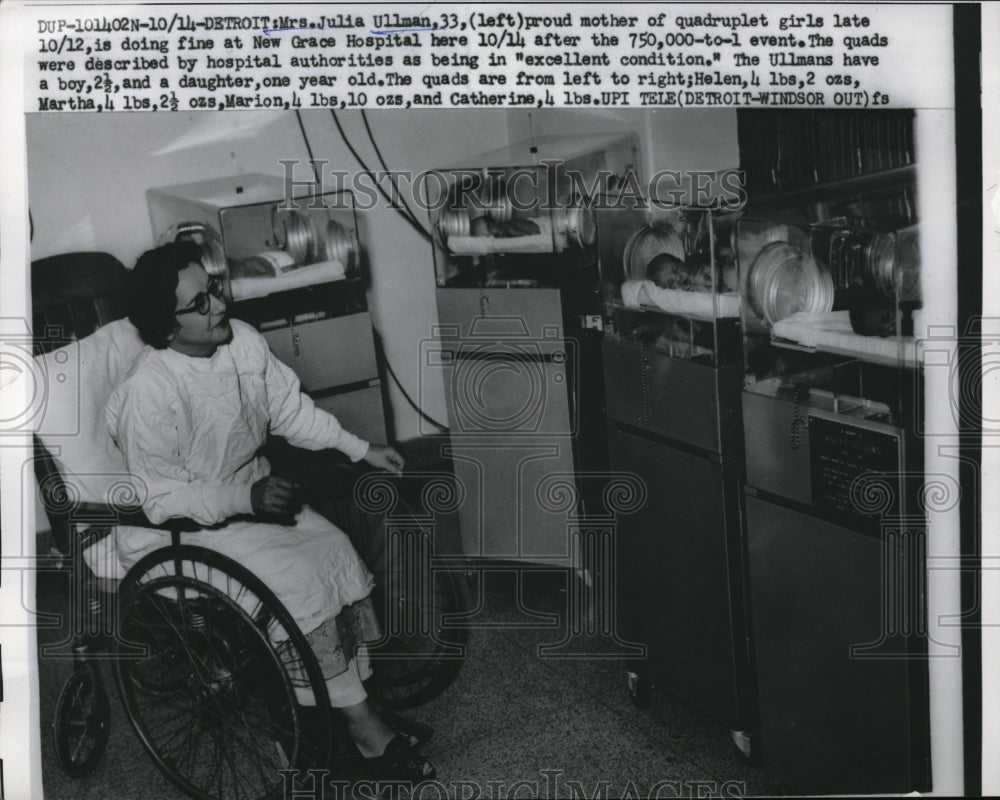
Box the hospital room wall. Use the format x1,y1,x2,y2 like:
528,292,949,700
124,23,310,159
25,108,738,453
505,108,740,183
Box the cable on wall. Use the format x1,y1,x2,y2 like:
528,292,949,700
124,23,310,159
360,109,434,239
328,110,433,241
295,111,450,432
370,329,450,432
294,110,324,186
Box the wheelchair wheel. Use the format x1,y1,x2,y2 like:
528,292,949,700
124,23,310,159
52,661,110,777
364,529,468,710
113,546,332,800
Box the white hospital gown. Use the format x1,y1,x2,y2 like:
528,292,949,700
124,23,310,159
106,319,374,637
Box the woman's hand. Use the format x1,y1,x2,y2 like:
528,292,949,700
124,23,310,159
362,445,406,475
251,476,302,517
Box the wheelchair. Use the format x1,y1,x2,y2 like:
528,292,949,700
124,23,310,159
32,252,467,799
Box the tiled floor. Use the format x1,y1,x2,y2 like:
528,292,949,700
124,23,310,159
37,565,779,798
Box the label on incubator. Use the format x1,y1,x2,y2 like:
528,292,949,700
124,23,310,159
808,416,901,522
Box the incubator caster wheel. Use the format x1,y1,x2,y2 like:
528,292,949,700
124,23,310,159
626,670,651,709
53,663,110,777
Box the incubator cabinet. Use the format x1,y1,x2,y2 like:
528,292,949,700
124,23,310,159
600,206,754,744
427,133,639,565
736,212,929,794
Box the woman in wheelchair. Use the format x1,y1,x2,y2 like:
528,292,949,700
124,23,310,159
105,241,435,782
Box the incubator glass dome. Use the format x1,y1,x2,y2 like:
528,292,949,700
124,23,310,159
736,216,922,425
604,206,743,367
428,132,640,290
147,173,362,298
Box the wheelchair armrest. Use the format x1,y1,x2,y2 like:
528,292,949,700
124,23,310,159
34,435,201,557
76,502,202,533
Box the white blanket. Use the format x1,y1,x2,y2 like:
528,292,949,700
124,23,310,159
772,310,920,366
34,318,146,503
446,217,556,254
230,259,346,300
33,319,147,579
621,280,742,319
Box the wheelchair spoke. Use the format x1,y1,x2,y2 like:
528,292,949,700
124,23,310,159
203,691,284,774
171,645,291,790
223,750,255,800
206,729,224,800
274,639,308,680
144,700,200,747
142,593,196,652
150,719,200,776
178,714,206,783
231,729,274,790
230,578,246,607
116,550,330,800
210,715,273,800
213,729,247,800
131,684,193,712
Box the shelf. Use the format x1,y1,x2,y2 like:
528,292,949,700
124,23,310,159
746,164,917,211
737,110,918,229
769,320,920,369
231,277,367,327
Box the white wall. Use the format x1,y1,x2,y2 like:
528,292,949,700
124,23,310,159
26,109,738,444
28,112,301,263
505,108,739,181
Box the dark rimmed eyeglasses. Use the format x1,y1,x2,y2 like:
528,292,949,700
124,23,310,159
175,276,225,316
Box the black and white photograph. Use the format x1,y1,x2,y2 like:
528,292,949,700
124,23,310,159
0,2,991,798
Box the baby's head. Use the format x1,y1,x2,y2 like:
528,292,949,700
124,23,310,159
645,253,687,289
719,262,738,293
646,252,738,293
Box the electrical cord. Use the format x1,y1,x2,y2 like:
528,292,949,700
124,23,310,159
297,111,449,432
371,328,451,432
294,110,323,185
360,109,433,239
323,110,448,430
328,110,434,241
304,109,450,432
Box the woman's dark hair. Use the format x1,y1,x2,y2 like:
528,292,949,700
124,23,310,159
127,241,204,348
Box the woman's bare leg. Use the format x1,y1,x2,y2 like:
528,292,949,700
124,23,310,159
338,698,397,757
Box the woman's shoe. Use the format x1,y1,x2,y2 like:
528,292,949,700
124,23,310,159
338,735,436,783
381,709,434,748
374,736,437,782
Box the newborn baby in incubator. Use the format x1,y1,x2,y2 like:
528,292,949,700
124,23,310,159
645,253,737,293
470,215,540,238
